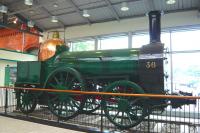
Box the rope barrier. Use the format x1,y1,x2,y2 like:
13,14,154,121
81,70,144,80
0,86,199,99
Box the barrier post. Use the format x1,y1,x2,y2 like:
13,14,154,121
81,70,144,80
4,65,10,115
5,88,8,114
148,114,150,133
100,95,103,133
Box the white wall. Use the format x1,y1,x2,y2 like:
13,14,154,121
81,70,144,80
0,50,38,61
0,61,16,86
45,10,200,41
0,50,37,86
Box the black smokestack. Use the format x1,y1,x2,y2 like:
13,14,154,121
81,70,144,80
148,11,161,43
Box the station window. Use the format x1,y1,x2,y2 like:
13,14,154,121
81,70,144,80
132,33,149,48
70,40,95,52
98,35,128,50
169,29,200,95
132,32,170,48
161,32,171,49
171,30,200,51
172,53,200,94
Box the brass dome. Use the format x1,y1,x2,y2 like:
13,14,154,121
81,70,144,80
38,31,67,61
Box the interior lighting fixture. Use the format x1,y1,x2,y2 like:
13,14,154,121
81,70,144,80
0,5,8,13
166,0,176,5
121,2,129,11
29,10,34,14
53,3,58,8
51,16,58,23
27,20,35,27
83,10,90,17
24,0,33,6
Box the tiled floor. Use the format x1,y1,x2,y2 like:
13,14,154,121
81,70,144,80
0,116,85,133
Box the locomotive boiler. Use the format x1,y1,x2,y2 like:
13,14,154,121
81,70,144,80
15,11,195,129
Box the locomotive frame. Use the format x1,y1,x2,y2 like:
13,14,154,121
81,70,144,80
15,11,195,130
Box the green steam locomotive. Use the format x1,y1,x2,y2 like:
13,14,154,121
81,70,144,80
15,11,194,129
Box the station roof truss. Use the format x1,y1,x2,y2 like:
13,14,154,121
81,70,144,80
0,0,199,31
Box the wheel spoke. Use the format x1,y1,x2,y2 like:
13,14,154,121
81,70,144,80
70,97,80,107
64,73,69,86
54,76,60,85
121,112,125,125
65,102,69,112
26,105,28,111
126,111,133,124
67,77,75,88
68,101,76,112
22,103,25,108
49,96,59,102
58,102,63,115
59,73,64,85
28,104,31,109
112,111,120,121
21,99,25,105
49,83,57,88
52,101,59,110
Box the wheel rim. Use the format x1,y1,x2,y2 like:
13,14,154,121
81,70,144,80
44,68,85,120
17,90,37,114
103,80,147,129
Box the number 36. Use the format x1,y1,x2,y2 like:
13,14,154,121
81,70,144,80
146,61,156,69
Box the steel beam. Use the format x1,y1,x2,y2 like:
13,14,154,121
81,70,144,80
2,13,8,24
0,2,44,32
15,14,45,32
144,0,155,12
44,7,198,30
0,22,43,37
1,0,137,22
0,0,62,18
33,0,130,22
198,0,200,10
66,0,91,25
1,0,135,17
2,0,21,5
104,0,120,21
35,0,65,28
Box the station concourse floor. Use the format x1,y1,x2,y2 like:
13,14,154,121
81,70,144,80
0,116,85,133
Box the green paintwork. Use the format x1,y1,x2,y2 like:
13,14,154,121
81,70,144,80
118,99,129,112
15,45,140,86
59,48,139,58
16,61,41,85
54,48,140,76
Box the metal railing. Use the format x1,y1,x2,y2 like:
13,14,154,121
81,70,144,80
0,86,200,133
